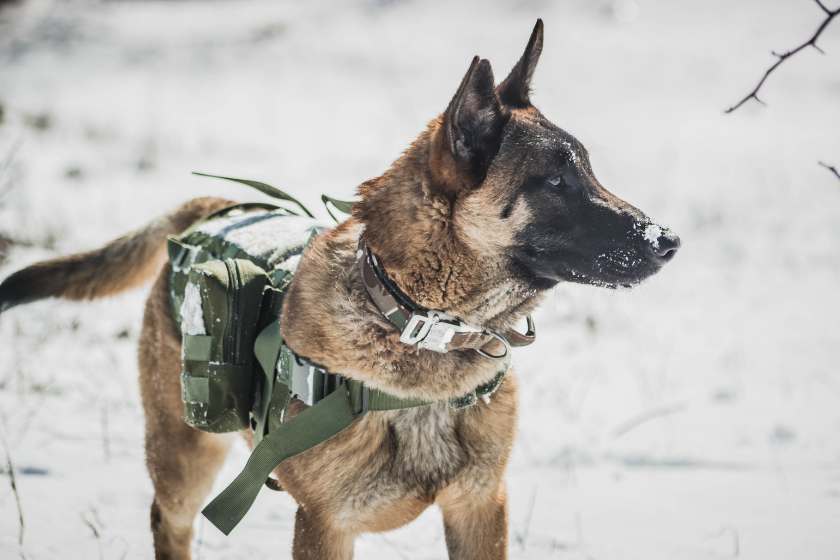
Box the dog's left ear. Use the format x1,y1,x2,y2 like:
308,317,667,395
434,56,507,194
497,19,544,108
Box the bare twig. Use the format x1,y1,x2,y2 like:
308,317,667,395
514,485,538,550
819,161,840,180
13,391,50,447
726,0,840,113
0,429,26,558
81,508,105,560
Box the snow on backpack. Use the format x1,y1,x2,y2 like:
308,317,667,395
168,194,325,435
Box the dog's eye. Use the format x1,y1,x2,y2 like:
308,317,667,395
547,174,564,187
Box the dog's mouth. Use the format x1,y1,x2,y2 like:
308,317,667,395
542,220,681,289
559,265,640,290
565,269,634,290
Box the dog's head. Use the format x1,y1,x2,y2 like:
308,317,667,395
443,20,680,290
357,20,679,320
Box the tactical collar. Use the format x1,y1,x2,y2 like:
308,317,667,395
356,235,536,360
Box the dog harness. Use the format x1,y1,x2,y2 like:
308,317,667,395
170,174,536,535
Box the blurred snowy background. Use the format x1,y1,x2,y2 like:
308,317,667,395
0,0,839,558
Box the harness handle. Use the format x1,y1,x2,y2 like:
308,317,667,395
192,172,316,218
321,195,355,223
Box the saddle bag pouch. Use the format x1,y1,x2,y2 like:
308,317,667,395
179,258,269,433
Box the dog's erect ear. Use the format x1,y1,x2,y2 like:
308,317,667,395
440,56,506,187
497,19,544,108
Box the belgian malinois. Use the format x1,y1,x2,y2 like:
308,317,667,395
0,20,679,560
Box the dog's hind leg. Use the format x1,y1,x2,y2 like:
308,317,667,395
437,482,509,560
139,267,234,560
292,505,355,560
147,426,233,560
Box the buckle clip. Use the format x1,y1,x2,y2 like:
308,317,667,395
353,385,369,417
399,311,434,344
290,354,338,406
399,310,461,352
418,320,458,353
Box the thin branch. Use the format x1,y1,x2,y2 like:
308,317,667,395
819,161,840,180
815,0,832,15
726,1,840,113
516,485,538,550
0,429,25,558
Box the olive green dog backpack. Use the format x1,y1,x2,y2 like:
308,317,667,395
168,199,323,436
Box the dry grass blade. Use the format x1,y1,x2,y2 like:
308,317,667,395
1,428,26,559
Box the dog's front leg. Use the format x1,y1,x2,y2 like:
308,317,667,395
437,482,509,560
292,505,354,560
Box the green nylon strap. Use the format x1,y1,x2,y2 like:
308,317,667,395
252,321,284,446
345,379,432,412
202,384,355,535
192,172,316,219
321,195,355,223
254,322,283,385
344,357,510,412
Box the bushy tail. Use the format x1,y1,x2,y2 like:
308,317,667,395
0,197,233,313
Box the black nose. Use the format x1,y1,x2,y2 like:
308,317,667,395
654,229,681,262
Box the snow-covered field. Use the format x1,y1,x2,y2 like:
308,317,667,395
1,0,839,558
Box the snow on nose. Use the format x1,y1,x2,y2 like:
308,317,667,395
647,224,681,262
639,221,681,263
643,224,663,249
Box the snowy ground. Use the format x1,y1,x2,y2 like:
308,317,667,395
0,0,839,558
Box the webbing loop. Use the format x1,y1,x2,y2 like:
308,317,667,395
321,195,355,223
192,172,316,218
201,383,355,535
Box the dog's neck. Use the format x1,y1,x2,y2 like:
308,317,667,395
280,218,505,400
354,123,541,332
280,123,544,400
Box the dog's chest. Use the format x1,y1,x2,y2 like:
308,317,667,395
385,403,463,488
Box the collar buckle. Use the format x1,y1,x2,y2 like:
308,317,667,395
399,310,460,353
399,310,434,344
419,319,459,353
